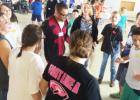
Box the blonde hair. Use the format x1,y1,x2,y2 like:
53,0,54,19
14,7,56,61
110,11,120,19
81,3,93,16
70,30,93,58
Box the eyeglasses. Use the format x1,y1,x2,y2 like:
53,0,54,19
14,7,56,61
59,12,68,17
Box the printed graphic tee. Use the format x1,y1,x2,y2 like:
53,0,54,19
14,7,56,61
43,56,101,100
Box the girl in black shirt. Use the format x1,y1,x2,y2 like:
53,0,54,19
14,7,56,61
39,30,102,100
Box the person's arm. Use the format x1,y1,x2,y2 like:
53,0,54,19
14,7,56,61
115,56,129,63
98,24,107,43
41,20,49,60
39,79,48,96
133,74,140,81
70,16,80,35
32,91,42,100
0,40,11,69
31,2,34,10
91,19,98,43
39,63,50,96
28,57,45,100
86,78,102,100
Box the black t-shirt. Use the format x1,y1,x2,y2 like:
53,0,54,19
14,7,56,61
101,23,123,54
43,56,102,100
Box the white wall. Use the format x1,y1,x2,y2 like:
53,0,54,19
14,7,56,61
104,0,121,11
134,0,140,13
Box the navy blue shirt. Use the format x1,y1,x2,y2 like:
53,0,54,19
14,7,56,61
43,56,102,100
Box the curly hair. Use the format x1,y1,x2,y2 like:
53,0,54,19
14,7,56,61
70,30,93,58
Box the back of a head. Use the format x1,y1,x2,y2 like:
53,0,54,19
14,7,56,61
55,2,68,11
91,0,95,4
17,24,42,57
132,27,140,36
70,30,93,58
21,24,42,48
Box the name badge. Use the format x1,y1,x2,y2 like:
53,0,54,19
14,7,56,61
58,32,64,37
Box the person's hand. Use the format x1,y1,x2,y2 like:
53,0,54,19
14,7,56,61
93,42,96,47
133,74,140,81
115,57,123,63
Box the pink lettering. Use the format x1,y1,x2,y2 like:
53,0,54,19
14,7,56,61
72,82,81,94
60,73,67,84
48,64,81,94
48,64,64,80
61,75,75,90
48,64,56,75
57,69,64,80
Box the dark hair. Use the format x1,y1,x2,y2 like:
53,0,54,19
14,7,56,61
35,0,41,2
136,12,140,20
0,12,4,16
72,9,79,13
55,2,68,11
132,27,140,36
70,30,93,58
17,24,42,57
0,3,18,22
91,0,95,4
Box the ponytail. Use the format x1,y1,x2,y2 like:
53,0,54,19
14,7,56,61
17,47,23,58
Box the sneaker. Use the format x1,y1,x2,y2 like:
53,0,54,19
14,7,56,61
98,78,102,84
110,92,120,99
109,81,115,87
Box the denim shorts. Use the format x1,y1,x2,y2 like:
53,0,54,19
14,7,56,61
32,14,42,22
116,62,128,86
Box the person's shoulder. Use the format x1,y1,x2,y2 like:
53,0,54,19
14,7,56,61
117,25,122,31
0,39,11,49
90,76,98,85
30,53,42,61
131,25,137,31
105,23,111,27
51,56,67,64
78,66,93,81
9,48,20,58
104,23,111,29
29,53,45,69
32,1,35,5
75,16,82,21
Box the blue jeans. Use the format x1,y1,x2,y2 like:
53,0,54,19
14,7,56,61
0,88,8,100
99,51,119,81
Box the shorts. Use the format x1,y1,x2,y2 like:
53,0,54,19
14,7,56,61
116,62,129,86
121,83,140,100
32,14,42,22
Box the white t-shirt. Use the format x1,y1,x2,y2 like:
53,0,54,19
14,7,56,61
7,48,45,100
126,46,140,90
5,22,21,49
58,21,64,30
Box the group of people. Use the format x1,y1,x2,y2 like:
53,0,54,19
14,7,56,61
1,0,140,100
